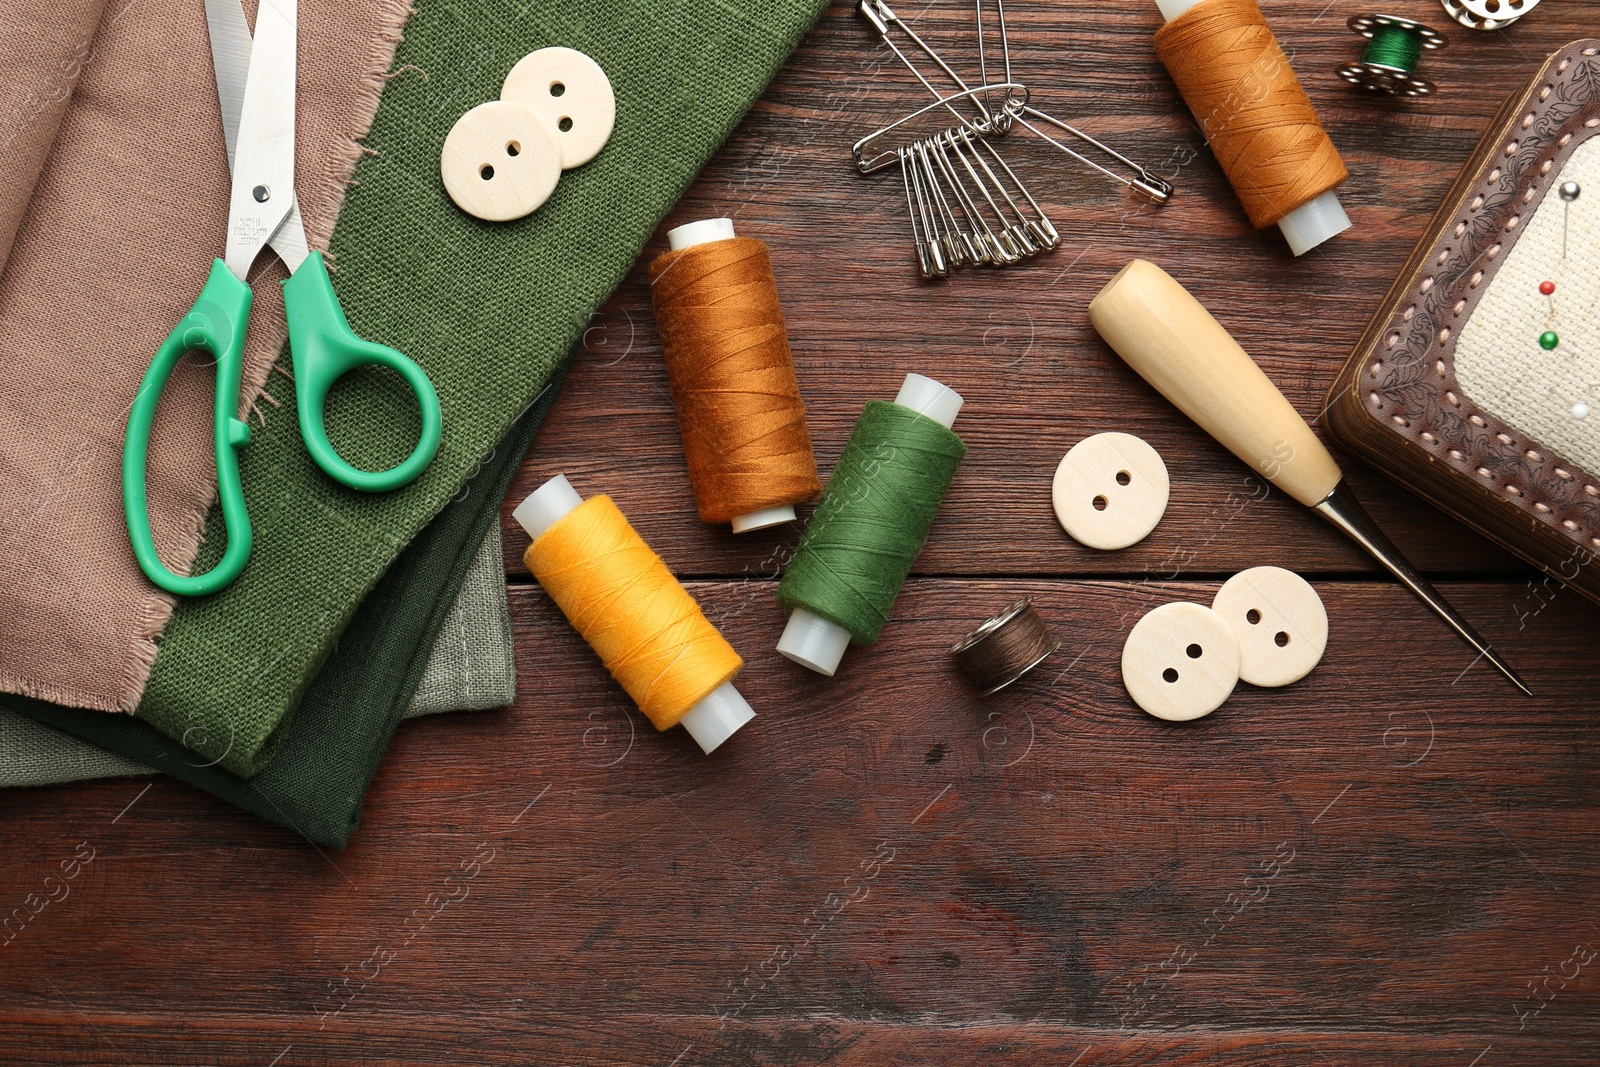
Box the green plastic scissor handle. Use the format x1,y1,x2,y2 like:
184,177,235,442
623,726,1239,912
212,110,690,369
283,252,442,493
122,259,254,597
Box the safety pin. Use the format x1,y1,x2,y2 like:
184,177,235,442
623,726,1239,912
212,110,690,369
900,145,947,277
898,128,1061,277
1011,106,1173,204
858,0,1172,204
860,0,1021,133
975,0,1013,126
968,132,1060,248
946,127,1047,258
920,141,977,268
853,81,1029,173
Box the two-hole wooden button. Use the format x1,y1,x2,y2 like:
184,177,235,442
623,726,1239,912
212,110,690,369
440,100,562,222
502,47,616,169
1121,602,1239,721
1052,432,1169,550
1212,566,1327,687
443,47,615,221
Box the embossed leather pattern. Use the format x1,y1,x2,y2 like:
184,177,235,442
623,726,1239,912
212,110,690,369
1328,39,1600,605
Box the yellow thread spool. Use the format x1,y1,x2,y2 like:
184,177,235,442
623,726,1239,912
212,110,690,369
514,475,753,753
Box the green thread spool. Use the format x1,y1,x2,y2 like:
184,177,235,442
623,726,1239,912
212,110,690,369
1337,14,1447,97
776,374,966,676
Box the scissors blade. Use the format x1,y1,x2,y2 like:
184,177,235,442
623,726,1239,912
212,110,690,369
222,0,297,280
205,0,310,272
204,0,251,167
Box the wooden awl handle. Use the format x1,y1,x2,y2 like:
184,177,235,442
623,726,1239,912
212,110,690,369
1088,259,1343,507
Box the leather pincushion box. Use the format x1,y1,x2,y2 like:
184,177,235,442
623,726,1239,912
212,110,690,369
1328,39,1600,606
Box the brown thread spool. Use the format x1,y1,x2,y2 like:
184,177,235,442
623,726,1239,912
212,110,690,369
1153,0,1352,255
648,219,823,533
951,597,1061,695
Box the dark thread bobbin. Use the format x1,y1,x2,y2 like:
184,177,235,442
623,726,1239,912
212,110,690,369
951,597,1060,696
1337,14,1448,97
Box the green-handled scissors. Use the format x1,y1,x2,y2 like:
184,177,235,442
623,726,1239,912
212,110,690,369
122,0,442,597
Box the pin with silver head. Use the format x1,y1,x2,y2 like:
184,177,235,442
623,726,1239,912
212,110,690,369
1560,179,1580,260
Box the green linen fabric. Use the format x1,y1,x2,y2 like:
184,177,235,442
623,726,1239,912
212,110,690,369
2,392,550,846
116,0,830,776
0,521,514,789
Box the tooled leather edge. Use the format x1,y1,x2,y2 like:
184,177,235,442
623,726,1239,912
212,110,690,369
1330,39,1600,588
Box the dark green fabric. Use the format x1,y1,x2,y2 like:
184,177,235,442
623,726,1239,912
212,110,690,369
133,0,830,775
3,389,549,846
0,519,514,790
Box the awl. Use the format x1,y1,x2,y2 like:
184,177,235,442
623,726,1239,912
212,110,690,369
1088,259,1531,696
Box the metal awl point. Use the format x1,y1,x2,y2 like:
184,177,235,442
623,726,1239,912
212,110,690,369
1314,482,1533,696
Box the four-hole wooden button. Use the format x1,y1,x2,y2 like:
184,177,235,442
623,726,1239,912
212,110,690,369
1122,602,1240,721
441,100,561,222
1052,432,1169,550
501,46,615,169
1212,566,1327,687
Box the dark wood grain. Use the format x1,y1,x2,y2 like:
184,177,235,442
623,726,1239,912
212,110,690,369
2,580,1598,1064
7,2,1600,1064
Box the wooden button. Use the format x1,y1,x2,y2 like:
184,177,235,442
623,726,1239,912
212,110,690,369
1122,602,1239,721
1051,432,1169,550
1212,566,1327,687
440,100,561,222
501,47,615,169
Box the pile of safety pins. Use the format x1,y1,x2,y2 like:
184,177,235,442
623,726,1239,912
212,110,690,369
852,0,1173,278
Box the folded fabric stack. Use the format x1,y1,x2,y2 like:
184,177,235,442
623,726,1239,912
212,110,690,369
0,0,829,846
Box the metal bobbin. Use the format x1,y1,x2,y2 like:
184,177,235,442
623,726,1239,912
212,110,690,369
1439,0,1540,31
1338,14,1448,97
951,596,1060,695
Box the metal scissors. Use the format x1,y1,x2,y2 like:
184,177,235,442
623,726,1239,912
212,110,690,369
122,0,443,597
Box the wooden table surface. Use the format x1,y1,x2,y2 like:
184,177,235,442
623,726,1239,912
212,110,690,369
6,3,1600,1064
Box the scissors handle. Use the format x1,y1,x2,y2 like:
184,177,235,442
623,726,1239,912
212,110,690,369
283,253,441,493
122,260,255,596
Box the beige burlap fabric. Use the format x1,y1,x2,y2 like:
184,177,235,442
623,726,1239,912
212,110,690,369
1455,134,1600,475
0,0,409,713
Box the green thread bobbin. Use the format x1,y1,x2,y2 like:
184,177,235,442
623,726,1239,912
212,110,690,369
1337,14,1448,97
777,398,966,648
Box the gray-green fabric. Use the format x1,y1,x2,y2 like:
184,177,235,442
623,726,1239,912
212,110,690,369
0,524,514,788
107,0,831,776
0,715,149,787
407,522,516,715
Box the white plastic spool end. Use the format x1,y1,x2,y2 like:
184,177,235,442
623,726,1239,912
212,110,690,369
678,681,755,753
777,607,852,676
730,504,796,533
1154,0,1203,21
513,473,583,541
667,217,736,251
894,373,963,429
1276,191,1351,256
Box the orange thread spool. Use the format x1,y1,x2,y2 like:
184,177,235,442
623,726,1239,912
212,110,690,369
1154,0,1348,232
648,223,822,531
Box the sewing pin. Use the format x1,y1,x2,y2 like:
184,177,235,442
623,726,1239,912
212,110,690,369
1560,180,1580,260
